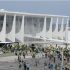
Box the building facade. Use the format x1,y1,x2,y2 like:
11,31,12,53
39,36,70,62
0,9,69,44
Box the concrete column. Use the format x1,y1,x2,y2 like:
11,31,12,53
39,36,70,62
50,17,53,39
16,15,24,43
65,17,69,43
7,14,16,42
11,15,16,42
43,17,46,33
0,13,6,42
42,16,46,40
61,18,64,31
21,15,24,43
42,17,46,47
56,17,58,32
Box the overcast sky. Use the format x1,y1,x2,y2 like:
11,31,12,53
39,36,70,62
0,1,70,16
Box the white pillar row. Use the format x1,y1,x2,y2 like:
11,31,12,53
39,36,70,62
16,15,24,43
6,14,16,42
0,13,6,42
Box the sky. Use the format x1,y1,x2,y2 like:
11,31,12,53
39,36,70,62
0,1,70,16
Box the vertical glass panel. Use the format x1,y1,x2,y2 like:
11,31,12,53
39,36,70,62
0,15,4,32
68,20,70,31
39,18,44,32
32,17,44,34
69,20,70,27
16,16,22,33
24,17,32,34
6,15,14,34
52,17,57,32
24,16,44,35
63,18,67,31
32,17,38,34
46,18,51,31
58,17,62,32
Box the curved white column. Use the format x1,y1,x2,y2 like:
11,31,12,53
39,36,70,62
52,17,58,39
65,17,69,42
36,16,46,39
6,15,16,42
40,16,46,39
0,14,6,42
46,17,53,39
58,18,64,40
16,15,24,43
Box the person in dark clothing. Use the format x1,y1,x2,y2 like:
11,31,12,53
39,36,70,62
19,63,21,69
27,67,29,70
53,57,55,63
48,63,51,69
18,54,21,62
23,51,25,58
27,63,29,70
45,53,47,58
24,62,26,70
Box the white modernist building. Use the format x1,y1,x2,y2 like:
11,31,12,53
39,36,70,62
0,9,70,45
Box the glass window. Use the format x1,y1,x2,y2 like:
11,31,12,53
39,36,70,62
6,15,14,34
0,16,4,20
68,20,70,31
16,16,22,33
24,17,33,34
46,18,51,31
52,17,57,32
24,16,44,35
69,20,70,27
0,15,4,32
63,18,67,31
58,18,62,32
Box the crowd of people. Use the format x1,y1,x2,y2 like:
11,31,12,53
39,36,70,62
16,49,69,70
9,44,69,70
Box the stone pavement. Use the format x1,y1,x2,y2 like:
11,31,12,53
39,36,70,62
0,53,65,70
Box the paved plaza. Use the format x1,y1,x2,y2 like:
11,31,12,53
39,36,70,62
0,53,67,70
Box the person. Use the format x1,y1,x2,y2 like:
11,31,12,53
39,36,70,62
24,62,26,70
48,63,51,69
53,64,55,70
35,60,37,67
19,63,21,69
27,63,29,70
55,64,57,70
18,54,21,62
23,51,25,58
44,61,47,66
53,57,55,63
67,57,69,62
45,53,47,58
